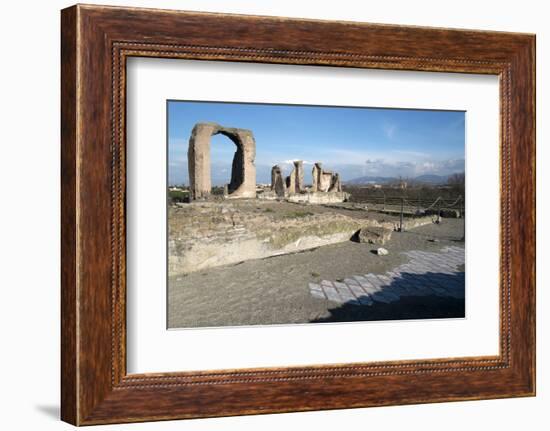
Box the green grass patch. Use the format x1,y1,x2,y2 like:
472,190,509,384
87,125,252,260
283,210,314,218
168,190,189,203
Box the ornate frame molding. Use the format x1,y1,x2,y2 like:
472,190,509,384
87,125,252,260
61,5,535,425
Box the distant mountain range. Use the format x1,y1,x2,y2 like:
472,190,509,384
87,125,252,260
346,173,459,185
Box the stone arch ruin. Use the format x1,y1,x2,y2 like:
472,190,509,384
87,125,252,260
188,122,256,199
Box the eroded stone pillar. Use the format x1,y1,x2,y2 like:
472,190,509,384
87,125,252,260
271,165,286,198
329,173,342,192
311,163,322,192
294,160,304,192
188,123,217,199
286,174,295,192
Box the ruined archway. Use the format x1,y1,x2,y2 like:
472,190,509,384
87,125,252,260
187,122,256,199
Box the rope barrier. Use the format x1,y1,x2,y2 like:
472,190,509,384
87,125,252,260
361,194,462,212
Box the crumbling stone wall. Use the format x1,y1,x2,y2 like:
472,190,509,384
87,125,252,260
272,160,344,199
319,171,333,192
188,122,256,200
312,162,340,192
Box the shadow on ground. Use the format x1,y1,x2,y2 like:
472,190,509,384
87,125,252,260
35,404,59,420
310,271,465,323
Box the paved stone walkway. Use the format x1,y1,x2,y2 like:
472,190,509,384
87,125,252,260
308,246,465,305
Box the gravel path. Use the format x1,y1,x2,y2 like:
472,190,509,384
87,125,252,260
168,219,465,328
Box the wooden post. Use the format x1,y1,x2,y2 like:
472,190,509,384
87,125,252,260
399,197,404,232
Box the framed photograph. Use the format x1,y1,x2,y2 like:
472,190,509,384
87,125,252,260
61,4,535,425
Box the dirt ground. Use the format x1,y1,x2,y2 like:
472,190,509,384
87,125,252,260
168,218,465,329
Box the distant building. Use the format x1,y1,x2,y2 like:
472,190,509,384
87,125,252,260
399,180,408,189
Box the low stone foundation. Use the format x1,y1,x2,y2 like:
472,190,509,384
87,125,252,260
169,202,435,276
286,191,349,204
169,203,363,275
425,208,463,218
256,190,349,204
256,189,279,200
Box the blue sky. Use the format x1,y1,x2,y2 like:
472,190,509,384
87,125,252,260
168,100,465,186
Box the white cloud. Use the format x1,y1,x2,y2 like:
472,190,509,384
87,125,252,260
281,160,315,165
392,149,430,159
